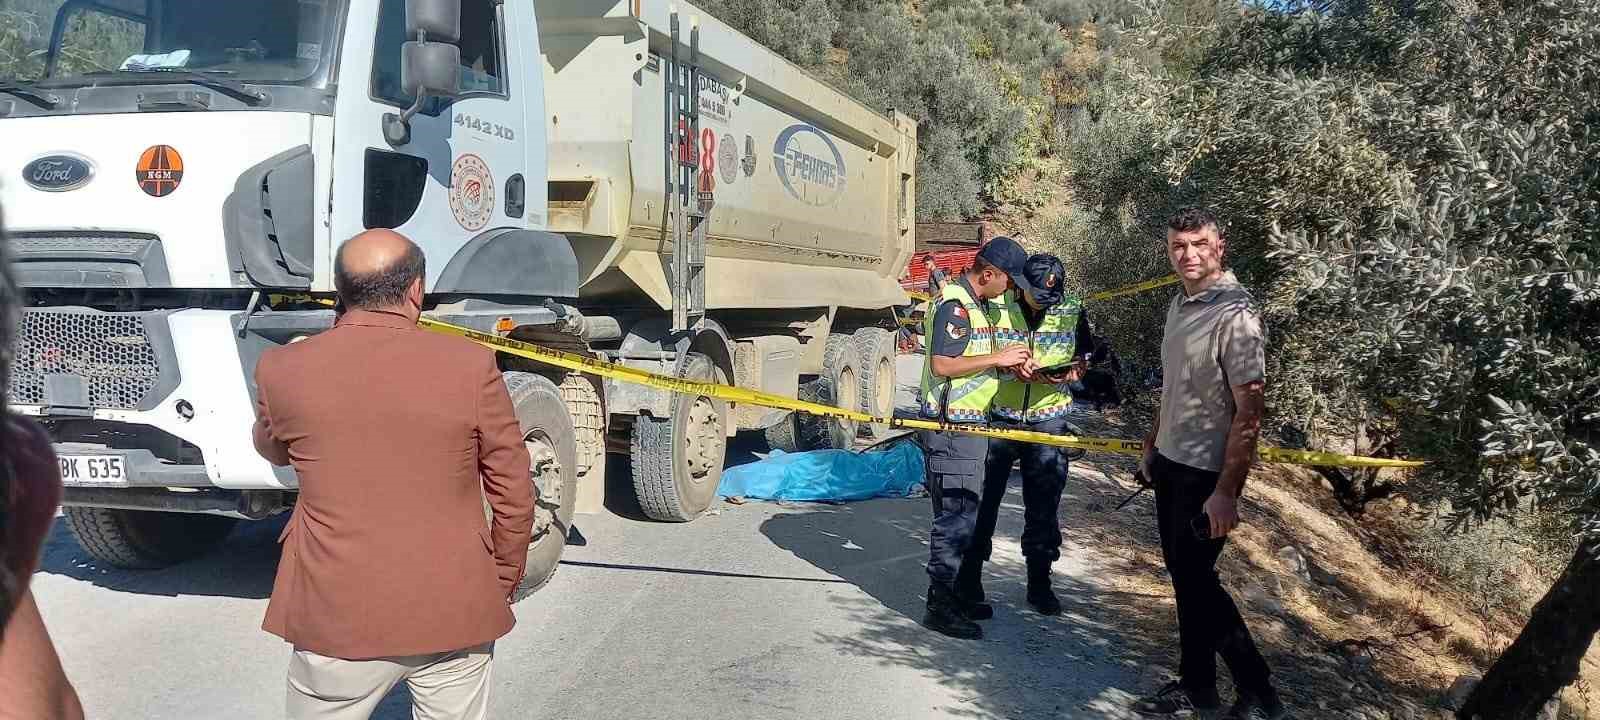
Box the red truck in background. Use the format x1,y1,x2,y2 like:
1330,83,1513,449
902,247,981,294
900,222,990,294
896,223,990,351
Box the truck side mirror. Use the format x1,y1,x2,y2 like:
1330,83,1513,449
383,0,464,146
401,41,460,100
407,0,461,42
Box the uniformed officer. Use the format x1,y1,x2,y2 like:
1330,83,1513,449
957,253,1094,620
918,236,1035,640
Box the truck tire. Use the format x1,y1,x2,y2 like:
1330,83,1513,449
762,379,826,453
558,372,606,506
62,507,237,569
853,328,897,438
762,410,800,453
502,371,578,600
631,352,727,522
795,334,861,450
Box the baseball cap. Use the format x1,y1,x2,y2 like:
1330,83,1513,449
975,236,1035,297
1024,253,1065,307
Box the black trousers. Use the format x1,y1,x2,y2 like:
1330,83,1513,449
967,416,1071,565
922,428,989,586
1151,452,1273,695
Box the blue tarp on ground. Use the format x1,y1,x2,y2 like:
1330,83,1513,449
717,440,926,502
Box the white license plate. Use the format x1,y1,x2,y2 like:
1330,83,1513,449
59,455,129,486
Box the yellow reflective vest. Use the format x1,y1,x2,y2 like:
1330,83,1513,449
992,295,1083,423
919,281,1015,423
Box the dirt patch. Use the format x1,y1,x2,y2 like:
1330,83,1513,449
1059,403,1599,719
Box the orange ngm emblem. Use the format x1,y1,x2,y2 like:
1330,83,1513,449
136,145,184,197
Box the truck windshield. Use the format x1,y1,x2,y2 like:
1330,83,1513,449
0,0,341,87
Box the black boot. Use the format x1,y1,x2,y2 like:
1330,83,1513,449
923,582,983,639
1026,557,1062,616
954,558,993,620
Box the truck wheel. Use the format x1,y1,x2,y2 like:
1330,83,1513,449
797,334,861,450
62,507,237,569
503,371,578,600
559,372,606,509
631,352,727,522
763,411,800,453
762,379,826,453
854,328,897,438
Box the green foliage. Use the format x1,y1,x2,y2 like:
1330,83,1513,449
693,0,840,67
1054,0,1599,549
1413,505,1578,616
1,1,148,81
0,1,62,81
1033,59,1177,373
1140,0,1600,535
914,125,987,221
705,0,1114,220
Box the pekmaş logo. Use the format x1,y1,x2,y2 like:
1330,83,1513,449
772,124,847,206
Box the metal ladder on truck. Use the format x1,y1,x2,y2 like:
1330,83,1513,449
665,10,708,333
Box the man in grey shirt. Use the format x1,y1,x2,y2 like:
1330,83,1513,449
1130,207,1285,720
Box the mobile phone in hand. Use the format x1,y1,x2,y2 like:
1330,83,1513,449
1190,513,1213,540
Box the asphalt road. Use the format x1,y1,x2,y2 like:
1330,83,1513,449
31,365,1165,720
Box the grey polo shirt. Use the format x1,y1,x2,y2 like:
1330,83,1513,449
1154,271,1266,472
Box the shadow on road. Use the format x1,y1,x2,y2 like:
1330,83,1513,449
37,513,284,599
759,469,1191,720
558,559,850,584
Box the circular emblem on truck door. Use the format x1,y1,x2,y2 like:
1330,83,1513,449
449,153,495,231
136,145,184,197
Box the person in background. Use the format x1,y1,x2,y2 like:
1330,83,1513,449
916,236,1034,640
0,204,86,720
958,253,1093,620
1130,207,1284,719
924,256,950,296
252,229,534,720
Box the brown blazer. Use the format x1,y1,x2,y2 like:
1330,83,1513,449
252,309,533,660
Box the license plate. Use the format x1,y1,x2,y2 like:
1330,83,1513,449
59,455,129,486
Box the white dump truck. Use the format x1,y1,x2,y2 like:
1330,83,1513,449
0,0,915,589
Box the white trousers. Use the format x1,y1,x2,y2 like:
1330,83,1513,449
285,643,493,720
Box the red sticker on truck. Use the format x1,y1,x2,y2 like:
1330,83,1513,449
136,145,184,197
699,129,717,194
449,154,495,231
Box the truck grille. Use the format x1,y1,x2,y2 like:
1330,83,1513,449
9,310,165,410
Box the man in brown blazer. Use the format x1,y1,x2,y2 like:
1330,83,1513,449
252,229,534,720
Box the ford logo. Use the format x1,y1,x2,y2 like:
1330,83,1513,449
22,153,94,192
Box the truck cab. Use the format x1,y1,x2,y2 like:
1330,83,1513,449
3,0,915,582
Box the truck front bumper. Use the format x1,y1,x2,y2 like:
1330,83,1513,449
10,308,303,490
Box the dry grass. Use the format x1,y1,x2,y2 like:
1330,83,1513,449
1060,402,1599,719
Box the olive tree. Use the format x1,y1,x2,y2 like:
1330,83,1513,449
1137,0,1599,716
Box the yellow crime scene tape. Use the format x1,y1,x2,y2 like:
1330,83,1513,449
274,295,1420,469
901,274,1181,325
412,318,1422,469
1085,275,1181,301
906,274,1179,305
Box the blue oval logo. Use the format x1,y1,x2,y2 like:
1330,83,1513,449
772,124,847,207
23,153,94,192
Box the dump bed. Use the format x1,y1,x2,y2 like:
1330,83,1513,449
534,0,916,312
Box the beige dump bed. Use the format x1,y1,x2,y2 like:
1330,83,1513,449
535,0,916,311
